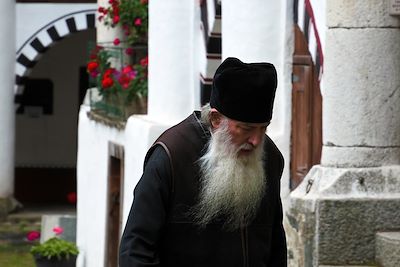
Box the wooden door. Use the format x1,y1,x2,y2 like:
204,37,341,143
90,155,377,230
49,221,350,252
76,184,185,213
290,25,322,190
105,143,124,267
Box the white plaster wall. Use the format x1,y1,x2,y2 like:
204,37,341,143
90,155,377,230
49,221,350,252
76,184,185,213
0,0,15,197
77,105,125,267
16,3,96,51
148,0,200,124
78,2,203,266
76,108,170,267
15,30,95,167
222,0,294,202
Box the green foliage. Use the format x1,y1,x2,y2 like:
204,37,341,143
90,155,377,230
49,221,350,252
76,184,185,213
30,237,78,260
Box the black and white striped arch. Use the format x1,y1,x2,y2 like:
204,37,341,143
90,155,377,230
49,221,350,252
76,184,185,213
15,9,96,101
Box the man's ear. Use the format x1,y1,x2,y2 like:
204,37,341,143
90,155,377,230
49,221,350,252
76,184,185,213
210,109,222,129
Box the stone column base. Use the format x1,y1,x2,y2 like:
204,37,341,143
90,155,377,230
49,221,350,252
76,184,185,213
286,165,400,266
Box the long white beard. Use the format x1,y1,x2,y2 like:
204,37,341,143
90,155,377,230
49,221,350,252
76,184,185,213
193,122,266,231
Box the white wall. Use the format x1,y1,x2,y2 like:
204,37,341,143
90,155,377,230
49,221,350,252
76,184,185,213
16,3,96,51
77,104,125,267
222,0,294,202
77,1,202,266
148,0,200,124
77,105,169,267
0,0,16,197
15,30,95,168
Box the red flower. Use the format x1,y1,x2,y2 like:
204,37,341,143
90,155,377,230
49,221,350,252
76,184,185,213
53,226,64,236
112,15,120,24
87,61,99,72
67,192,77,204
113,38,120,46
102,77,114,88
118,74,132,89
134,18,142,26
140,0,148,4
125,47,134,55
109,0,118,4
98,7,106,14
104,68,115,78
27,231,40,241
140,56,148,67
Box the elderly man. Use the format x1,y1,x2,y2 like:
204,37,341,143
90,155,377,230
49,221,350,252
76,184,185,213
119,57,287,267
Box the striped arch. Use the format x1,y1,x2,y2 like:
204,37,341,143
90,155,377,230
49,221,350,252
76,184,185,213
15,9,96,103
199,0,221,105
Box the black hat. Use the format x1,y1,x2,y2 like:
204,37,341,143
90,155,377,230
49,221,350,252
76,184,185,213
210,57,277,123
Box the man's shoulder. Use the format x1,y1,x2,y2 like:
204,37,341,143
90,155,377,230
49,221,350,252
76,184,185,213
263,135,284,169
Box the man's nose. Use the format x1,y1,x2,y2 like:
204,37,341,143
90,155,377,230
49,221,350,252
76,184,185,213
247,129,264,147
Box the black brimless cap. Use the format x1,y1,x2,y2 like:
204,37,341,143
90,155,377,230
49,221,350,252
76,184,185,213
210,57,278,123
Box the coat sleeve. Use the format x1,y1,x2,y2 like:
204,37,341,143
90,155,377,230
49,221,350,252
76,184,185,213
267,196,287,266
266,137,287,266
119,146,171,267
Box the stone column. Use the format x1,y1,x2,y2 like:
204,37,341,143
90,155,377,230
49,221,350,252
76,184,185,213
0,0,16,217
287,1,400,266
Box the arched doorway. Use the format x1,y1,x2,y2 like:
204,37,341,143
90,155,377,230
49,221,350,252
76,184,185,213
14,8,96,205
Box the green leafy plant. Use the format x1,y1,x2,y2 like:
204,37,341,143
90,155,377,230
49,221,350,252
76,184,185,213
30,237,79,261
98,0,148,46
28,227,79,261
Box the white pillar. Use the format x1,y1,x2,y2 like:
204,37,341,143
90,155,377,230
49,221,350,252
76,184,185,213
148,0,199,124
222,0,293,199
0,0,16,199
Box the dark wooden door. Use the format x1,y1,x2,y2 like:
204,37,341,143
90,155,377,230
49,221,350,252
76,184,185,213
291,61,312,189
290,25,322,190
105,143,124,267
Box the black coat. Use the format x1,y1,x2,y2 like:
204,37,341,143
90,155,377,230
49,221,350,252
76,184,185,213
119,112,287,267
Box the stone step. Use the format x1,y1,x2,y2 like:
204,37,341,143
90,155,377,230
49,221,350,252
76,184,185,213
319,265,376,267
375,232,400,267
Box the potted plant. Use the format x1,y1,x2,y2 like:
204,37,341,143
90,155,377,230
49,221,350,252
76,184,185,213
87,45,148,120
28,226,79,267
86,0,148,122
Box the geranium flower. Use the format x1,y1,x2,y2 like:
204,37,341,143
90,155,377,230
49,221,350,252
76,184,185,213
118,74,132,89
87,61,99,72
113,38,120,46
134,18,142,26
53,226,64,236
89,70,99,78
104,68,115,78
113,15,120,24
125,47,134,55
27,231,40,241
67,192,77,204
102,77,114,88
140,56,148,67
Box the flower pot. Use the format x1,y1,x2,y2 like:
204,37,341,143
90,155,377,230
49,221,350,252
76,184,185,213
34,255,77,267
